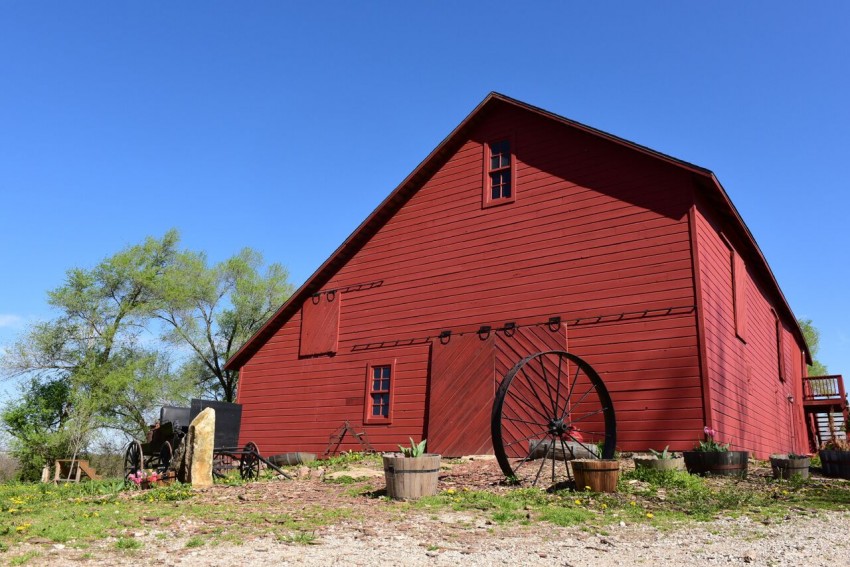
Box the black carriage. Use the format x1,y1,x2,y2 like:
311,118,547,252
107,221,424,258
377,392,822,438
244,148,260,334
124,399,288,482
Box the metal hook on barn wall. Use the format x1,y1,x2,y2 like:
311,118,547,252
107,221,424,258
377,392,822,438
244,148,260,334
311,293,321,305
502,322,516,337
439,330,452,345
547,316,561,332
326,289,336,302
477,325,491,340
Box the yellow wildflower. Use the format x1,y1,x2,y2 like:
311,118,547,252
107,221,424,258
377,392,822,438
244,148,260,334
445,488,456,495
574,499,581,505
646,512,654,519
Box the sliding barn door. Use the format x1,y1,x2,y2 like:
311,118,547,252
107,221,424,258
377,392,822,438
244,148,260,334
428,333,495,457
427,324,567,457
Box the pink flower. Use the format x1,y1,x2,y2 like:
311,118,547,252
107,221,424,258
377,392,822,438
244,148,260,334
703,426,716,438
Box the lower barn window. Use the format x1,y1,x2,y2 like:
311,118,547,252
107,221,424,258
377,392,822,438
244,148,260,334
365,362,394,424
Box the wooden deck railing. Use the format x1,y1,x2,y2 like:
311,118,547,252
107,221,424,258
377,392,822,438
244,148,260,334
803,375,846,402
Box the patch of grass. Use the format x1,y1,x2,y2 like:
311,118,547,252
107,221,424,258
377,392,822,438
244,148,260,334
9,551,41,565
185,536,205,548
133,483,194,502
306,451,382,471
278,531,318,545
0,479,197,550
537,506,596,526
115,537,142,550
324,475,357,484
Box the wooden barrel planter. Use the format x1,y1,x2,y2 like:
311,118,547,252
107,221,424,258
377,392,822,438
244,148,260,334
683,451,748,477
633,456,685,472
819,450,850,479
572,459,620,492
382,453,441,500
769,454,810,480
268,452,316,466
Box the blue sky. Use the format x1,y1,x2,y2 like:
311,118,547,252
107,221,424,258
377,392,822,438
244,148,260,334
1,2,847,380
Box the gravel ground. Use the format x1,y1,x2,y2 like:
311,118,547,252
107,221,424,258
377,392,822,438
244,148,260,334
12,457,850,566
24,509,850,566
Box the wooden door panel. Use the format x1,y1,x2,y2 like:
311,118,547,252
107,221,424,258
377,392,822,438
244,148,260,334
427,324,567,457
428,334,495,456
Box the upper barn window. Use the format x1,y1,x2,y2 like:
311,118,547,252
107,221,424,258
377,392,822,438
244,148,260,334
483,138,516,207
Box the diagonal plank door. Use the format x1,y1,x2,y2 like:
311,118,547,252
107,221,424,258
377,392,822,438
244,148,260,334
428,333,496,457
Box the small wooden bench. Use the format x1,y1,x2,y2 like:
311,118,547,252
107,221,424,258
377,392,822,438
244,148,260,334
53,459,101,483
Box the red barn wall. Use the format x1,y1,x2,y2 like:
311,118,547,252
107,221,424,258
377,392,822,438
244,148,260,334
237,104,705,455
694,201,808,457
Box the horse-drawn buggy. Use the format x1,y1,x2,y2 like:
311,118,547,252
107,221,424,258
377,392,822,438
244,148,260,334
123,399,287,481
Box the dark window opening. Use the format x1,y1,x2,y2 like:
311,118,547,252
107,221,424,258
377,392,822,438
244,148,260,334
367,364,392,421
773,311,786,382
485,139,514,204
490,170,511,199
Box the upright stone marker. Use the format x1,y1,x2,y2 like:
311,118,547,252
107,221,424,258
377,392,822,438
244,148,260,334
188,407,216,487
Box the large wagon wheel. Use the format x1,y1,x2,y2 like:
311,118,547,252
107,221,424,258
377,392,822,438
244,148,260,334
239,442,261,481
159,441,173,471
491,350,616,488
124,440,144,480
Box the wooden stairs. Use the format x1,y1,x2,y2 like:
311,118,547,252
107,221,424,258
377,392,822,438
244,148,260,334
803,375,848,451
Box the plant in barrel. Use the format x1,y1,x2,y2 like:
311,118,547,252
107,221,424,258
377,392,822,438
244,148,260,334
683,426,748,477
383,438,440,499
491,350,616,488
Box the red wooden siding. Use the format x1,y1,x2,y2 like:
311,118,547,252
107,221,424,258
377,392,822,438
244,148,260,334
428,333,496,456
694,202,807,457
299,293,340,357
237,103,705,455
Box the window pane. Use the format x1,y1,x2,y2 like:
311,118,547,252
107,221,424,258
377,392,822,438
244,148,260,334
381,367,391,379
503,180,511,198
372,379,382,391
491,155,501,170
500,154,510,168
492,185,500,200
373,367,382,379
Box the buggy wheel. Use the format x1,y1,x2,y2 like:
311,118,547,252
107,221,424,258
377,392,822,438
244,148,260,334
159,441,173,471
124,440,144,481
239,442,261,481
491,350,616,488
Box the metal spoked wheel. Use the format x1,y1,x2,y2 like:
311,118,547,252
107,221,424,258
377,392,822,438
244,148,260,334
239,442,261,480
124,440,144,481
491,350,616,488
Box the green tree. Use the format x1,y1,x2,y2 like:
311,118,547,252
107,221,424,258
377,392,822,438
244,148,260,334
153,247,293,402
1,230,289,477
1,232,194,477
798,318,829,376
0,377,72,480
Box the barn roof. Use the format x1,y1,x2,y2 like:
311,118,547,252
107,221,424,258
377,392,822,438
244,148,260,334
226,92,811,370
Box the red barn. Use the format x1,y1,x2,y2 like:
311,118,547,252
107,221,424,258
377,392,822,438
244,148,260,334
226,93,812,461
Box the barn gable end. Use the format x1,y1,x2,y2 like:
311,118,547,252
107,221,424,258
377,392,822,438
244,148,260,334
230,93,810,458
